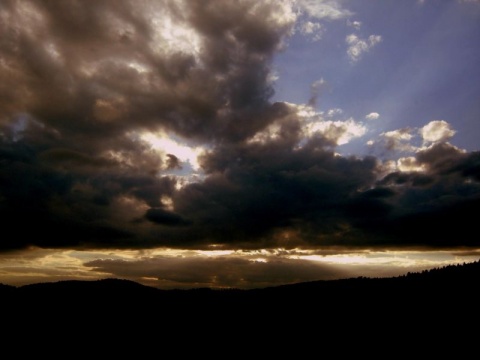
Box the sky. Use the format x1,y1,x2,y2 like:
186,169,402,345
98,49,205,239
0,0,479,289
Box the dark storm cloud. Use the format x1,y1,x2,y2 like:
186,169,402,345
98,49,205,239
0,0,295,250
0,0,291,145
367,144,480,247
379,172,434,187
165,154,181,170
170,136,379,247
163,135,480,249
0,127,177,249
145,208,190,227
1,1,480,252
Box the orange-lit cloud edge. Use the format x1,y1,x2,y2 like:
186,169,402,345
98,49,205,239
1,246,479,289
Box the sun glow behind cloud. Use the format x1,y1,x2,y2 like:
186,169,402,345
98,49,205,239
140,131,205,171
1,247,478,289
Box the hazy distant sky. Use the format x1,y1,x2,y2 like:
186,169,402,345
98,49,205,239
0,0,479,288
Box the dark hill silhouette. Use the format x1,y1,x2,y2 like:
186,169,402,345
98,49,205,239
19,278,160,296
2,261,479,325
2,260,479,298
0,283,15,295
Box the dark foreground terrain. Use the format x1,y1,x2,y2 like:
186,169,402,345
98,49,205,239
2,261,479,347
2,261,479,318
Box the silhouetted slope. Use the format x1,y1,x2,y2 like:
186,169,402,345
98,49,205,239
0,283,15,295
265,260,480,295
256,261,480,313
19,278,160,297
2,261,479,318
3,263,478,346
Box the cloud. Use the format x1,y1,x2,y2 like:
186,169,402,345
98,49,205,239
0,1,480,255
170,129,379,248
0,0,296,145
365,112,380,121
397,157,426,172
327,108,343,118
282,103,366,146
298,0,353,20
420,120,455,143
347,20,362,30
140,132,204,171
308,78,329,107
0,0,297,250
346,34,382,62
303,118,366,145
3,246,475,288
379,128,416,152
300,21,324,41
165,154,182,170
416,142,467,173
375,120,456,156
85,255,344,289
382,129,413,142
84,248,462,289
375,142,480,245
145,208,190,227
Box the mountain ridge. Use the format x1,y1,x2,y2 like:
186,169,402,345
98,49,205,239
2,261,479,324
2,259,479,293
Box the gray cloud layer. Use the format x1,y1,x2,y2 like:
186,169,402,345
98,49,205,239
85,256,346,289
1,0,479,251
